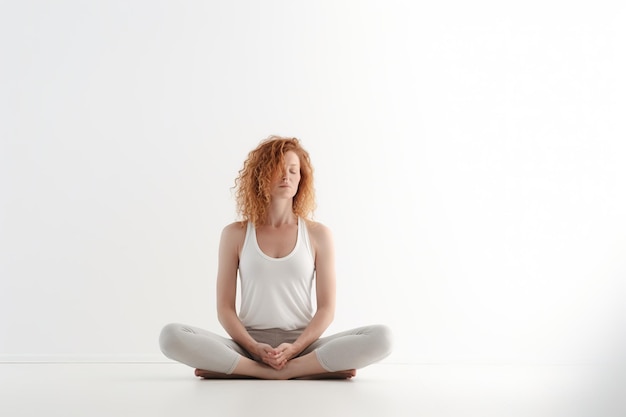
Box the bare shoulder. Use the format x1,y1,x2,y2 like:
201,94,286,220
304,219,334,246
222,220,247,235
220,221,247,249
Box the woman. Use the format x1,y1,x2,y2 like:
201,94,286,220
159,136,392,379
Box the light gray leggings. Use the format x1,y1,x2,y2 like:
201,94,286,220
159,323,393,374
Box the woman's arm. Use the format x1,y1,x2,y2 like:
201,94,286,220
215,222,258,351
216,223,280,367
217,223,284,367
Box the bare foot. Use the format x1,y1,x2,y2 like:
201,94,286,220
194,369,257,379
293,369,356,380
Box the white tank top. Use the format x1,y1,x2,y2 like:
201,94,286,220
238,218,315,330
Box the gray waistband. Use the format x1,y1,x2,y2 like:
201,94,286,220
246,328,304,347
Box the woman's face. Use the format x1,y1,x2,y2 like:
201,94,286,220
271,150,301,200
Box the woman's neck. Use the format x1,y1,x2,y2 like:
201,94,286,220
264,201,296,227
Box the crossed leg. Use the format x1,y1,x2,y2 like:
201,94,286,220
195,352,356,380
160,323,391,380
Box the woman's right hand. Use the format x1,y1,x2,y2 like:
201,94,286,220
252,343,282,369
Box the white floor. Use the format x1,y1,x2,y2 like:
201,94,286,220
0,363,623,417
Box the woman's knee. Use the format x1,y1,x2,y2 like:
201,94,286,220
369,324,393,359
159,323,184,357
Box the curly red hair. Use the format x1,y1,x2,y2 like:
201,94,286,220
234,136,316,226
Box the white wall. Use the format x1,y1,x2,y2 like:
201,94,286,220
1,0,625,364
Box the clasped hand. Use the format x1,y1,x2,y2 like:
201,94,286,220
254,342,299,370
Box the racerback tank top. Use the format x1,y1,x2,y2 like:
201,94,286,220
238,218,315,330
